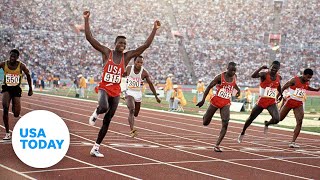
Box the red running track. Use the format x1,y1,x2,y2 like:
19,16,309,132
0,93,319,179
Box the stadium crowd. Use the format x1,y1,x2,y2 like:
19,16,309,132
0,0,318,88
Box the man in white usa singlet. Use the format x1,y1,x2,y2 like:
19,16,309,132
124,56,161,137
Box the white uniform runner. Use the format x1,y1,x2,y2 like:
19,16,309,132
125,65,144,102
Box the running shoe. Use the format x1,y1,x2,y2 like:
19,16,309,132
90,148,104,157
289,142,300,148
3,133,11,141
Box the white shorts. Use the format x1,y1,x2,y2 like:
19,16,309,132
125,89,142,102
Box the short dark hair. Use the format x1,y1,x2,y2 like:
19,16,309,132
303,68,313,76
115,36,126,44
10,49,20,56
272,60,280,66
134,55,144,62
228,62,236,67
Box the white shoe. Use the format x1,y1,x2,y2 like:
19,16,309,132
90,149,104,158
89,109,98,126
289,142,300,148
237,134,244,143
3,133,11,141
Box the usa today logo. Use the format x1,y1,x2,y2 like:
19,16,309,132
12,110,70,168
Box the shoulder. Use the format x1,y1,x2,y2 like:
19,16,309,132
142,68,149,78
0,61,5,68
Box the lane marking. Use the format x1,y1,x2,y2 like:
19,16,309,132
0,163,36,180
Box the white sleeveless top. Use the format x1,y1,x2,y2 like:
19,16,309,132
126,65,144,91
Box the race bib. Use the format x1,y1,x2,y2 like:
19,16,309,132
6,74,20,86
263,87,277,98
104,73,121,83
127,79,141,89
293,88,306,98
217,88,232,99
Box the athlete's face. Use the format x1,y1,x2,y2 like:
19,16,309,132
134,57,144,70
302,74,312,82
269,64,280,75
9,52,19,64
115,38,127,52
226,65,236,76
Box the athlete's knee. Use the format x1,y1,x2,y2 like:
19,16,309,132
203,118,210,126
222,119,229,125
98,105,108,114
296,120,303,126
129,108,135,115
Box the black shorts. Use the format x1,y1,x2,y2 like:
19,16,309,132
1,85,22,97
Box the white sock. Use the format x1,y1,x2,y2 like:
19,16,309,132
93,143,100,150
92,109,98,118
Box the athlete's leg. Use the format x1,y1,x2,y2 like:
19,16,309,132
89,90,109,126
96,90,109,114
134,102,141,117
2,92,11,133
292,106,304,143
125,95,135,131
96,96,120,144
265,104,280,125
215,105,230,148
203,104,218,126
12,97,21,118
240,105,264,135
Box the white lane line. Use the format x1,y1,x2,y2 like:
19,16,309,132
22,156,320,174
17,105,314,180
0,124,141,180
23,98,320,159
29,95,320,147
0,113,230,179
12,94,318,179
69,132,230,180
31,93,320,137
0,163,37,180
65,155,141,180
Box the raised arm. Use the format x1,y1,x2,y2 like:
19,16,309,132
83,11,110,55
196,75,221,108
144,71,161,103
21,63,33,96
251,65,268,79
125,20,161,64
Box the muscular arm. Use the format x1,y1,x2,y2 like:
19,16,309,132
84,11,110,56
281,78,295,94
234,84,241,97
144,70,161,103
196,75,221,107
21,63,33,95
125,21,160,65
251,65,268,81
